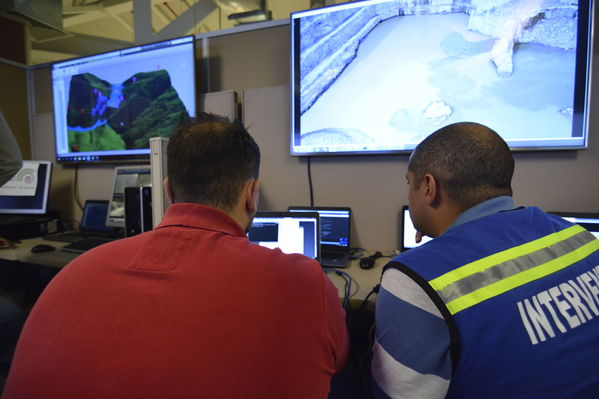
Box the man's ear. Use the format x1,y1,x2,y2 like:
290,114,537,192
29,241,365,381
246,178,261,215
422,173,439,206
163,177,174,205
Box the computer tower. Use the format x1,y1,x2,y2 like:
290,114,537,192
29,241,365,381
124,186,153,237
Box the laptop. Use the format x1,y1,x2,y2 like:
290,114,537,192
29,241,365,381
549,211,599,239
45,200,115,243
248,211,320,261
55,201,117,254
288,206,351,268
401,205,433,251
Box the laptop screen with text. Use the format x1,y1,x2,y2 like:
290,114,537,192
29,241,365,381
248,212,320,261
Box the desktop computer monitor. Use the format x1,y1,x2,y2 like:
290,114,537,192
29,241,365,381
401,205,433,251
287,206,352,268
0,161,52,215
106,165,151,228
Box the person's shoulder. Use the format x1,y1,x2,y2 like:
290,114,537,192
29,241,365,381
240,238,323,276
65,235,140,266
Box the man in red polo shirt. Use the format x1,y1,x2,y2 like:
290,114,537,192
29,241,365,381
3,113,348,399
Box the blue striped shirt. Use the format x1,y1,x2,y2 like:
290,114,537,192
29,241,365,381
372,197,514,398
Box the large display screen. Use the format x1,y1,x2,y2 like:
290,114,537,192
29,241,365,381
52,36,196,164
290,0,593,155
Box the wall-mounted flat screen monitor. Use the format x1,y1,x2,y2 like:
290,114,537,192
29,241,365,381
0,161,52,215
290,0,593,155
52,35,196,164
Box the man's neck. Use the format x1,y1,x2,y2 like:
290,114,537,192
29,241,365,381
226,203,253,233
429,205,463,238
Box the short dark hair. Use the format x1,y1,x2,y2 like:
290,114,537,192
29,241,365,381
408,122,514,210
167,113,260,211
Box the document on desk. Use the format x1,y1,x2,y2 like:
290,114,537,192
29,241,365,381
0,161,39,196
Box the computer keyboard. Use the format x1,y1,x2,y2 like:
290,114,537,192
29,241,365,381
60,238,114,253
44,232,116,243
43,232,86,243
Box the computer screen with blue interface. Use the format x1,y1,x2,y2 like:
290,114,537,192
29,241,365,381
0,161,52,215
248,212,320,261
81,200,112,232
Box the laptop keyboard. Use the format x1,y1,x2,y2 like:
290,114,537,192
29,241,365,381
44,232,110,243
321,252,349,268
61,238,114,253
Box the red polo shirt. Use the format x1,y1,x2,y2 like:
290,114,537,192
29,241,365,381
3,203,348,399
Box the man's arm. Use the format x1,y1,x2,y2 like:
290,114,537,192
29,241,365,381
0,110,23,187
372,268,452,398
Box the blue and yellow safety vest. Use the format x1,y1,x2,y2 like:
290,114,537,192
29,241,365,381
386,206,599,398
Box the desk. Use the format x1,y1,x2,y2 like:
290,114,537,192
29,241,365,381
325,258,385,302
0,237,79,269
1,237,386,303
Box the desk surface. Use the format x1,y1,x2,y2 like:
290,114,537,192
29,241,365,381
0,237,79,268
1,236,386,301
325,258,384,301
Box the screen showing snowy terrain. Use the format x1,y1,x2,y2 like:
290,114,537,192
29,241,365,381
52,36,196,163
290,0,592,155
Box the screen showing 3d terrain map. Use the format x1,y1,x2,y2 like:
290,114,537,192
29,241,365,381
52,36,196,163
290,0,592,155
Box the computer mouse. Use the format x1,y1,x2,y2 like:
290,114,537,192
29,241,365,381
31,244,56,254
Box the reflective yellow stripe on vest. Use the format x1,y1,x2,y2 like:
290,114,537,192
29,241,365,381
429,225,599,315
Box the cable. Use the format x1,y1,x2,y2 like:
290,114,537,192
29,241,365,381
359,251,383,270
323,268,356,312
307,156,314,206
349,247,367,259
73,165,84,212
341,273,350,310
358,284,380,314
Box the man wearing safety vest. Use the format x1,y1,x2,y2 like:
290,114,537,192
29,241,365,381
371,122,599,398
